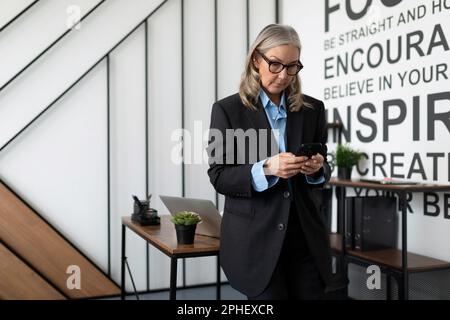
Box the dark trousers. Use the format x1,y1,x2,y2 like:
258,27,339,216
248,201,324,300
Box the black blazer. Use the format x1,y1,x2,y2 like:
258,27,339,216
207,93,333,297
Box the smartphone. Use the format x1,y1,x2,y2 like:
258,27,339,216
295,143,326,158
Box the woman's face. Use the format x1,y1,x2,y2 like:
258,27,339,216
253,44,300,102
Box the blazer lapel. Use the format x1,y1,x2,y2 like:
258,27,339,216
286,108,304,154
243,98,278,159
243,98,271,131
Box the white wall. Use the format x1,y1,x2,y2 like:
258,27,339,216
216,0,248,218
147,0,183,290
0,0,177,293
0,0,36,28
109,26,148,291
0,0,278,293
282,0,450,259
249,0,277,46
283,0,450,299
0,0,99,88
182,0,217,286
3,0,446,300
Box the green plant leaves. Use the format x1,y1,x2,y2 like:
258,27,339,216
170,211,202,226
335,144,363,168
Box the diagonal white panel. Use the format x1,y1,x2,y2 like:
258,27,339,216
0,0,101,88
0,63,108,270
0,0,36,29
0,0,165,151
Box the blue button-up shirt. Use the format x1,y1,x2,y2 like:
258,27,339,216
251,90,325,192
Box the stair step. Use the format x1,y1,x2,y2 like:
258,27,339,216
0,181,120,299
0,243,66,300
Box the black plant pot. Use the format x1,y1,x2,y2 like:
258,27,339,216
175,224,197,244
338,166,353,180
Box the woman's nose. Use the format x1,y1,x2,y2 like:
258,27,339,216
278,68,289,79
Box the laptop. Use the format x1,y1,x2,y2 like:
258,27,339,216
159,195,221,238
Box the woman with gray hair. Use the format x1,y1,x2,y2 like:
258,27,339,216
207,24,334,299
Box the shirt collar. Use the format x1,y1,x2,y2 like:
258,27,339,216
259,89,286,111
259,90,287,120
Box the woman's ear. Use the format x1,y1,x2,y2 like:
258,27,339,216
252,55,260,69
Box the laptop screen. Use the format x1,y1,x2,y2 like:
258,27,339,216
159,195,221,238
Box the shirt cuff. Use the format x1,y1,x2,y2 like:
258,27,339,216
251,159,279,192
305,174,325,185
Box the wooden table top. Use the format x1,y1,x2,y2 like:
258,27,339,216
327,178,450,192
122,215,220,257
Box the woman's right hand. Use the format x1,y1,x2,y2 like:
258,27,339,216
263,152,308,179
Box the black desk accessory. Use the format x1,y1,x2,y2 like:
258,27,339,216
131,194,160,226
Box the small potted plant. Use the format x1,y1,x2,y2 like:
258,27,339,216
334,144,363,179
170,211,202,245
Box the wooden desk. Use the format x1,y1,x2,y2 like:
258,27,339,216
327,178,450,300
121,215,220,300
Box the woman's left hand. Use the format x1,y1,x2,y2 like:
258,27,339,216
300,153,324,176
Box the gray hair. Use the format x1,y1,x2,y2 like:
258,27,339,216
239,24,310,111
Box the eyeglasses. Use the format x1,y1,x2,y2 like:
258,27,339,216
257,50,303,76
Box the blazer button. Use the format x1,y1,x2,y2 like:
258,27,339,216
278,223,285,231
283,191,290,199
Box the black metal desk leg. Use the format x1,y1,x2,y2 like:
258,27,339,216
386,274,392,300
170,257,177,300
397,275,405,300
336,186,349,298
121,224,126,300
216,255,221,300
338,186,348,280
400,191,409,300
